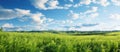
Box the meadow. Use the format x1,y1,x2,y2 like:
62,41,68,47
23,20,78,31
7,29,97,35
0,31,120,52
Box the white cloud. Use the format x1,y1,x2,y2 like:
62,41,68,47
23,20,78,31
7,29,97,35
110,13,120,20
48,0,59,7
73,0,92,7
68,11,80,20
15,8,30,15
30,0,95,10
16,28,23,31
94,23,120,31
0,7,54,26
93,0,110,7
0,8,30,20
64,4,73,8
99,0,110,7
89,12,99,18
62,20,73,24
2,23,14,28
84,6,98,14
32,0,48,10
30,13,46,25
111,0,120,6
68,6,99,20
84,6,99,19
0,7,57,31
30,0,110,10
73,0,109,8
0,9,17,20
31,0,70,10
80,0,92,5
47,18,54,22
71,13,79,19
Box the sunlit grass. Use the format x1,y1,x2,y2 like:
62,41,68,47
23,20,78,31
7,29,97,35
0,31,120,52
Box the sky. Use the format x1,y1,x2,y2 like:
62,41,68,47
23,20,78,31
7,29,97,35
0,0,120,31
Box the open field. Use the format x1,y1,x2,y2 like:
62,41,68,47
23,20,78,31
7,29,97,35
1,31,120,52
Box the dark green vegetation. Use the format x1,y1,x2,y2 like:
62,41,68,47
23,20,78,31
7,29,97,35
0,27,3,32
1,31,120,52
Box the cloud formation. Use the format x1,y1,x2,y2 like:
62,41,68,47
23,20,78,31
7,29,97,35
0,8,30,20
30,0,112,10
68,6,99,20
68,10,80,20
0,7,54,25
31,0,70,10
110,13,120,20
2,23,14,28
111,0,120,6
1,0,120,31
30,13,46,25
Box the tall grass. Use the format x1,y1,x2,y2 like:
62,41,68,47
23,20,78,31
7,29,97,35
0,32,120,52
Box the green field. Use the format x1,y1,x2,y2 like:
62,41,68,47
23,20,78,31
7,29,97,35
1,31,120,52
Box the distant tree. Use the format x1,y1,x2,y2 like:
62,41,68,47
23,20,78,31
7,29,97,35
0,27,3,32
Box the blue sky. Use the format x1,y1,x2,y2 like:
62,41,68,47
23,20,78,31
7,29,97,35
0,0,120,31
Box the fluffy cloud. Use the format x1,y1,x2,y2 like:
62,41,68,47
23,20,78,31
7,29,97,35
85,7,98,14
92,0,110,7
48,0,59,7
80,0,92,5
0,8,30,20
31,0,48,10
0,7,57,31
110,13,120,20
62,20,73,24
0,7,54,26
30,13,47,25
0,9,16,20
82,7,99,20
30,0,111,10
31,0,69,10
111,0,120,6
73,0,92,7
68,6,99,20
15,8,30,15
91,23,120,31
30,0,96,10
68,10,80,20
44,21,120,31
71,0,109,8
89,12,99,18
2,23,14,28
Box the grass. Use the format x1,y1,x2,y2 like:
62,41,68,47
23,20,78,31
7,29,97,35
0,31,120,52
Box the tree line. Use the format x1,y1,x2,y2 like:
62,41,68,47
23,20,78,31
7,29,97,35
0,27,3,31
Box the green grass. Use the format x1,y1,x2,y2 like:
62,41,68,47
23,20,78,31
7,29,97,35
0,32,120,52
